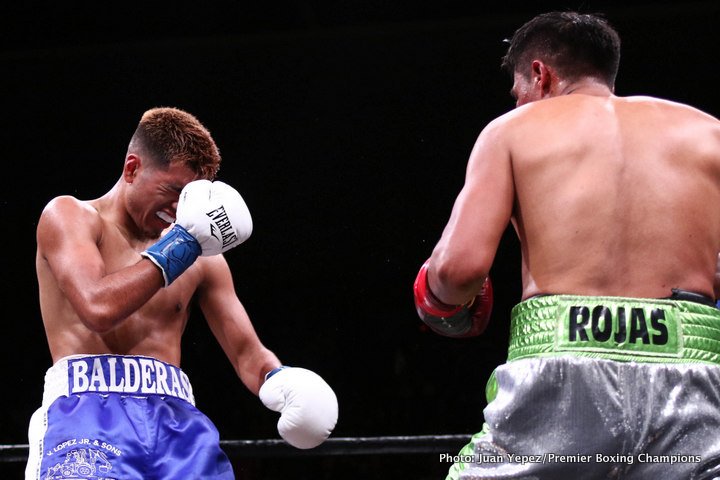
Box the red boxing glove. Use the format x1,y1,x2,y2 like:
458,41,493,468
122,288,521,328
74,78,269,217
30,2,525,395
413,260,493,338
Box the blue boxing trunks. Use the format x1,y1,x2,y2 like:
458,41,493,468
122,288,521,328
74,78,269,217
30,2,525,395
25,354,234,479
446,294,720,480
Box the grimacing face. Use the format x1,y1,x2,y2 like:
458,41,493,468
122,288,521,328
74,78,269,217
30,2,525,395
127,161,198,238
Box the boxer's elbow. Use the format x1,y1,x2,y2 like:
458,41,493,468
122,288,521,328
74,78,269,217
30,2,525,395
73,297,122,334
78,310,117,334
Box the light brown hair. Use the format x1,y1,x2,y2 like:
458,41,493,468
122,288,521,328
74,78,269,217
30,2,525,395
129,107,221,180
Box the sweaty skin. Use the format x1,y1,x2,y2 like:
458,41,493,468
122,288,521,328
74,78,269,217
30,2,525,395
36,158,279,395
429,77,720,305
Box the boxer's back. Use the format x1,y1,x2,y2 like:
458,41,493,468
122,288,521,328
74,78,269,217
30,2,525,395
507,94,720,299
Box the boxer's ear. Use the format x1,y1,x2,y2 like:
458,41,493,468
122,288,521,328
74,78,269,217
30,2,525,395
123,154,141,183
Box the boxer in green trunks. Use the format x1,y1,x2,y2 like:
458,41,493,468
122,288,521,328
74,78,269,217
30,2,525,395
413,11,720,480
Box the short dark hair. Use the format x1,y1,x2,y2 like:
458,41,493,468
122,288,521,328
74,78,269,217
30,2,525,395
129,107,221,180
501,11,621,87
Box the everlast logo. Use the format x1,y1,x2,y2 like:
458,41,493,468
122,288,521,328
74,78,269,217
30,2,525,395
206,206,238,247
557,301,681,357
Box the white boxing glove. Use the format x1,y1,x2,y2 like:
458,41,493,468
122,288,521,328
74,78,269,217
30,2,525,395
176,179,253,256
259,367,338,449
142,179,252,286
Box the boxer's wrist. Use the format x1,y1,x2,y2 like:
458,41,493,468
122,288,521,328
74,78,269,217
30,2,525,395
264,365,290,381
141,224,201,287
414,260,493,337
413,260,464,317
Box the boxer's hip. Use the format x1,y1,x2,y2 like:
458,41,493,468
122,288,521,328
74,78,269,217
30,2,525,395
41,354,196,406
26,355,234,479
506,294,720,364
453,295,720,479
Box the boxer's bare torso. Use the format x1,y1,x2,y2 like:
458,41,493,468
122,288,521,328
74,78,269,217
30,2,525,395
36,156,277,393
507,93,720,300
37,195,204,365
430,86,720,304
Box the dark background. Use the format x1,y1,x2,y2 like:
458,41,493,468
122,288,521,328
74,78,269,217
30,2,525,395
2,1,720,478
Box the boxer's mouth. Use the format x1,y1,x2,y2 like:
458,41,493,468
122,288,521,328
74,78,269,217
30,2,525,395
156,211,176,224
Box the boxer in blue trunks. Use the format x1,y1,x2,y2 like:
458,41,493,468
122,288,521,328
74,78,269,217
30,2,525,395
413,11,720,480
28,107,338,479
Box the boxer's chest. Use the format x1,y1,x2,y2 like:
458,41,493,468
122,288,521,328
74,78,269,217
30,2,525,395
98,224,199,318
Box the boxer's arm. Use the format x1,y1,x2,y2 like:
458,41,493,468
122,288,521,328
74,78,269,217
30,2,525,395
714,253,720,302
196,255,280,395
37,196,164,333
198,257,338,449
428,119,514,305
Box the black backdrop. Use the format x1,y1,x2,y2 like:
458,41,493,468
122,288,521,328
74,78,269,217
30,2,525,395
3,1,720,478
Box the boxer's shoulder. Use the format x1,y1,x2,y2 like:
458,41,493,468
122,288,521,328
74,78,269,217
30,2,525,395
38,195,103,242
191,254,233,290
40,195,103,226
42,194,97,217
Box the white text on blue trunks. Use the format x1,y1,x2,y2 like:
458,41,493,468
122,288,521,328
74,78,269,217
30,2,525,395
68,356,193,402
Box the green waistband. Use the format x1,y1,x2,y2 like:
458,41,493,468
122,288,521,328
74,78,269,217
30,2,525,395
508,295,720,364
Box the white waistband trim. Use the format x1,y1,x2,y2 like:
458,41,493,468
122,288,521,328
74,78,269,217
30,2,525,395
43,354,195,407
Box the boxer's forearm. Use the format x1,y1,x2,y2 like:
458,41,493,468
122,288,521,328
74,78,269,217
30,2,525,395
427,255,489,306
237,346,281,396
67,260,164,333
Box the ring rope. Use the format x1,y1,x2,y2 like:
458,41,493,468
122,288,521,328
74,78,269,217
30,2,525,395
0,434,470,462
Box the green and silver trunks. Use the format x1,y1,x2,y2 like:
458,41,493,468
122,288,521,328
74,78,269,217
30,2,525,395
447,294,720,480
